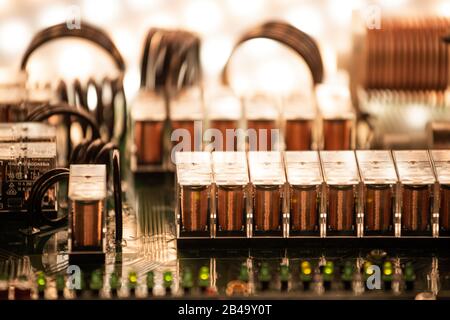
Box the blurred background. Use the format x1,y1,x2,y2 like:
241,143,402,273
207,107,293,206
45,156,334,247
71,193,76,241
1,0,449,98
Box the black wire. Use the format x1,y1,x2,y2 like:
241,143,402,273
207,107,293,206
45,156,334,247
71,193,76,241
84,138,106,163
112,149,123,245
28,168,70,228
94,142,117,164
20,22,125,72
222,20,324,86
26,103,101,139
33,172,70,227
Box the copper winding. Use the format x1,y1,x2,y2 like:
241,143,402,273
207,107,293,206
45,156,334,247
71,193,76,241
364,185,393,232
254,185,282,232
217,185,245,232
72,201,103,250
181,185,209,232
402,185,430,232
290,185,318,231
327,185,355,232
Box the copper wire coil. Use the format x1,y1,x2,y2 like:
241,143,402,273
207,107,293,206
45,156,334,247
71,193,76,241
254,185,282,232
364,17,450,90
134,120,164,164
327,185,355,232
247,120,276,151
209,120,239,151
290,185,318,231
71,200,103,251
440,185,450,231
172,120,197,150
285,119,313,150
364,185,393,232
401,185,431,232
180,185,209,232
323,119,352,150
217,185,245,232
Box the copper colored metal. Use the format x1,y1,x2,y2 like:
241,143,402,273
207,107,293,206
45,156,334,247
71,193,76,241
134,120,164,164
0,104,24,122
402,185,431,232
290,185,318,231
285,119,313,150
364,185,393,232
217,185,245,231
172,120,196,150
247,120,276,151
440,185,450,231
210,120,239,151
323,119,352,150
181,185,209,232
254,185,281,232
327,185,355,232
72,201,103,251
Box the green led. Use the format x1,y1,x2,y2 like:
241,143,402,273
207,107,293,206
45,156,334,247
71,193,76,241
36,272,46,291
181,269,194,289
109,272,121,290
238,264,249,282
163,271,173,288
198,266,210,287
128,271,138,289
258,263,271,283
341,261,354,282
90,270,103,291
56,274,65,291
404,263,416,282
146,271,154,289
322,261,334,281
279,264,290,282
382,261,393,279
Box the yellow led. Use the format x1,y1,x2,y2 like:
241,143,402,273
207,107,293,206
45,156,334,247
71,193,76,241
200,273,209,281
384,268,393,276
129,275,137,283
303,267,312,275
301,261,310,269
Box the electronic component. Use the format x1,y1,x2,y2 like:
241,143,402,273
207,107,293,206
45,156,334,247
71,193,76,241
393,150,436,236
356,150,398,236
212,151,250,237
430,150,450,235
248,152,286,236
206,88,242,151
131,91,167,172
282,93,316,151
170,88,204,154
244,95,279,151
316,84,355,150
0,141,57,213
68,164,107,262
320,151,360,236
175,152,213,237
284,151,323,236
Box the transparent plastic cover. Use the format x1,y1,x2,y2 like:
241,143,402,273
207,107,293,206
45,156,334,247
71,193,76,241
212,151,249,185
248,151,286,185
69,164,107,201
393,150,435,185
320,151,359,185
356,150,398,184
176,151,212,186
431,150,450,184
132,90,166,121
284,151,322,185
